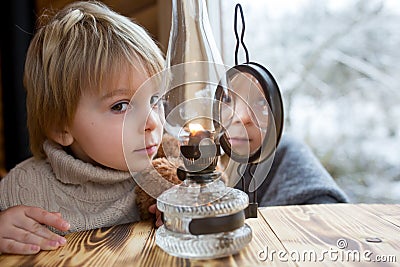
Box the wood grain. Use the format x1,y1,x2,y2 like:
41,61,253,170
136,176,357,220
0,220,153,267
1,204,399,267
133,210,297,267
259,204,400,266
358,204,400,228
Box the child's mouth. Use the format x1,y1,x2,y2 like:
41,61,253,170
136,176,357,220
228,137,250,145
134,144,158,155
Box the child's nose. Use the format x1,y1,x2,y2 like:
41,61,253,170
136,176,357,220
145,110,159,132
234,100,253,125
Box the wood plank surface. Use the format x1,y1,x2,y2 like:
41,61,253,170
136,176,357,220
127,210,296,267
0,220,154,267
1,204,399,266
259,204,399,266
358,204,400,228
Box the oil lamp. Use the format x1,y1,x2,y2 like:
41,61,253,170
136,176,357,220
155,0,252,259
121,0,283,259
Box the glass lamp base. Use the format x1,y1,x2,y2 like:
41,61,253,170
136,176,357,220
156,176,252,259
156,223,252,259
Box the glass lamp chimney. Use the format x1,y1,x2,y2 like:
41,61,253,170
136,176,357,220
156,0,252,259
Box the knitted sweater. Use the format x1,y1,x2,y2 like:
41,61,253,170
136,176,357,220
0,140,140,234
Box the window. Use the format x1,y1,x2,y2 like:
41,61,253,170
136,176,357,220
211,0,400,203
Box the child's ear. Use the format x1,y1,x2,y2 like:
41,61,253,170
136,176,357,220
49,129,74,146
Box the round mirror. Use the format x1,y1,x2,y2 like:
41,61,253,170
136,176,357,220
220,62,284,164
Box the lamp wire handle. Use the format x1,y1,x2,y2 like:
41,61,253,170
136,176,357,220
234,3,250,65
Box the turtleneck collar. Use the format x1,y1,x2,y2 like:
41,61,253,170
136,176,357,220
44,140,133,185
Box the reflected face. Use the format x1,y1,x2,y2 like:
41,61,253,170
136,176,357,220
68,63,162,171
226,73,269,155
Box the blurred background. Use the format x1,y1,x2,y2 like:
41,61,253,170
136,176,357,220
1,0,399,203
218,0,400,203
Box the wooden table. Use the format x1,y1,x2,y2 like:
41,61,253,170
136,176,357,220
1,204,399,266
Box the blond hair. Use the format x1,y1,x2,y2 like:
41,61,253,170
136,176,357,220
24,1,164,158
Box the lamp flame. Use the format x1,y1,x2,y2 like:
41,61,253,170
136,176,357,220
188,123,205,135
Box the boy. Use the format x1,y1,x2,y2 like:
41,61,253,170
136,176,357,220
0,1,164,255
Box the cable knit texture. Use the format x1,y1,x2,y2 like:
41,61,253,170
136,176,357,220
0,140,139,234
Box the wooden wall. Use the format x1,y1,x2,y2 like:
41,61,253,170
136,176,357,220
36,0,162,47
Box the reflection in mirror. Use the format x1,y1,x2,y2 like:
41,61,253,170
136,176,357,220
225,72,269,156
218,66,280,190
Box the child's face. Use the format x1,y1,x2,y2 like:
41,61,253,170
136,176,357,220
226,73,268,156
67,64,163,171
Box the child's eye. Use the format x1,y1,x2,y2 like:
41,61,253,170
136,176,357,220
255,98,268,107
150,94,159,106
111,101,130,113
221,93,232,103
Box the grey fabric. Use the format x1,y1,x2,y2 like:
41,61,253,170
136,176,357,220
234,134,349,206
